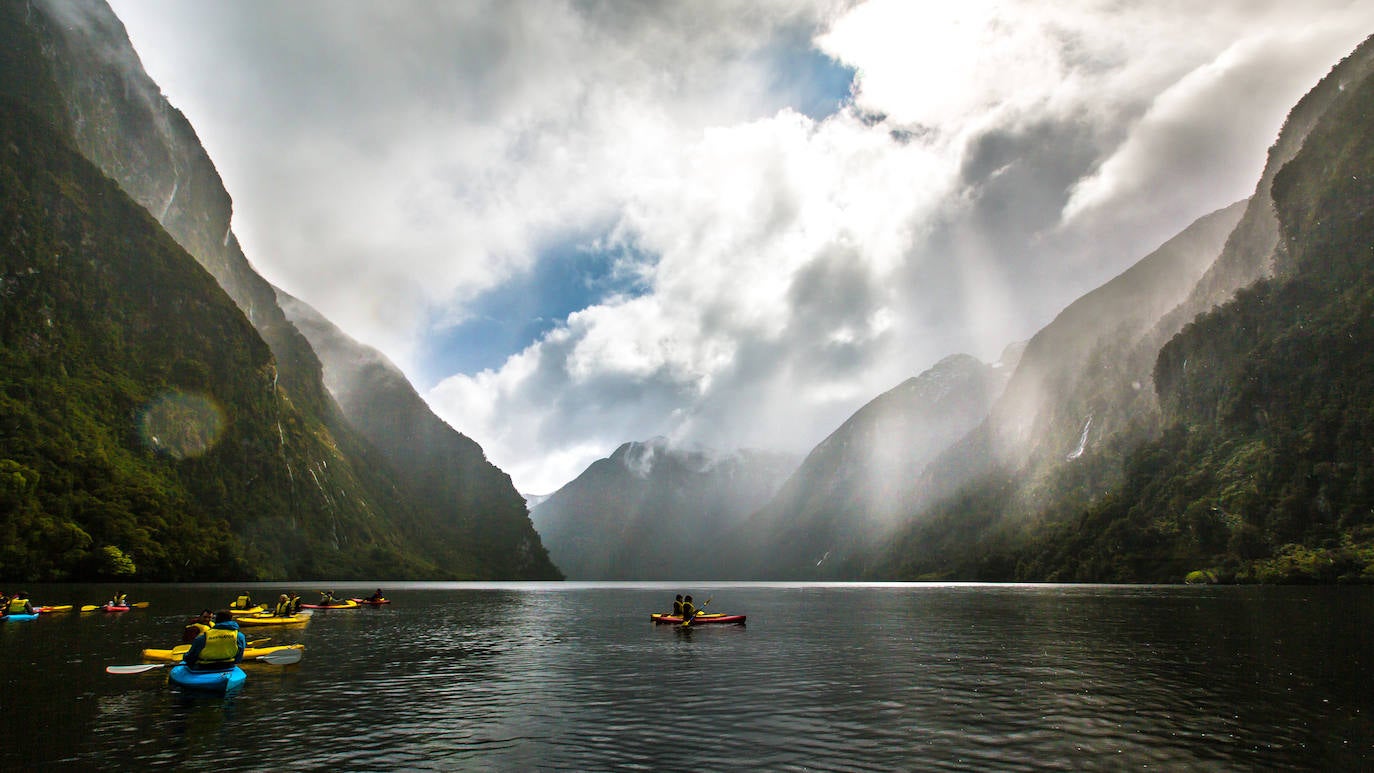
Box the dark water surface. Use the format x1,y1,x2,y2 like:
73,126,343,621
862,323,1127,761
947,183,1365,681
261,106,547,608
2,582,1372,770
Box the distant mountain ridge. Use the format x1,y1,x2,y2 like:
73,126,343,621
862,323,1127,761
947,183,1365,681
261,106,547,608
714,351,1019,578
530,438,797,579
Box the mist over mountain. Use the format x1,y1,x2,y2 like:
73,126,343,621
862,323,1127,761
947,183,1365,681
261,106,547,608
276,289,559,579
712,351,1019,579
530,438,797,579
877,34,1374,582
0,0,557,580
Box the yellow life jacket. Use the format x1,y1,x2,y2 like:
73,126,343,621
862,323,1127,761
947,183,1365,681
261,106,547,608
198,627,240,664
274,599,292,617
7,597,29,614
234,594,251,609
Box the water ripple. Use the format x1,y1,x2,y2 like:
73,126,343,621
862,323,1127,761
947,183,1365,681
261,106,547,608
5,583,1374,770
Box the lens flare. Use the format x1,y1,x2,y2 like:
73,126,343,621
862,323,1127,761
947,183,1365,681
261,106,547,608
138,391,225,459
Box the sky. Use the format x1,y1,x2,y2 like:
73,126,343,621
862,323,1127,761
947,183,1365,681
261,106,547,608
106,0,1374,495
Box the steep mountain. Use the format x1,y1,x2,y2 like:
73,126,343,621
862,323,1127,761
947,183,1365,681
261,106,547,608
879,35,1374,582
0,93,432,579
717,351,1018,579
276,290,559,579
0,0,558,580
530,438,797,579
905,200,1246,533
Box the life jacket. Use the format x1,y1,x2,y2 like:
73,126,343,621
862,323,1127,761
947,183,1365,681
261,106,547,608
197,627,240,665
671,600,684,616
274,599,292,617
234,594,251,609
7,597,29,614
681,602,696,620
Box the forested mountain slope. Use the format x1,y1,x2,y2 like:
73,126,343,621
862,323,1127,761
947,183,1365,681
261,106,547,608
0,0,558,580
878,36,1374,582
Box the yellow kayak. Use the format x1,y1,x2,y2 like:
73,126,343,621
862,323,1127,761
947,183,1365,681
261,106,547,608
235,613,312,627
228,605,266,616
141,643,305,663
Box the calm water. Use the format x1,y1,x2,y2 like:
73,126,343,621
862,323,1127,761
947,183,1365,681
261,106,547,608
2,582,1372,770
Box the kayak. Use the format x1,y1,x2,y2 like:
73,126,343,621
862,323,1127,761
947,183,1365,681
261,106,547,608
142,643,304,663
300,599,359,610
0,613,39,622
650,612,746,625
101,605,131,613
235,613,311,627
168,665,246,693
350,598,391,606
228,605,266,616
35,605,72,613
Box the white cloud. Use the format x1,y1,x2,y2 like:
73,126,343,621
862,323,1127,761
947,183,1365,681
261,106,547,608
110,0,1374,493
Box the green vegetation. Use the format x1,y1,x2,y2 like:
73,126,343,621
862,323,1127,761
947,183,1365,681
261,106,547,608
0,99,500,581
879,56,1374,584
0,4,559,582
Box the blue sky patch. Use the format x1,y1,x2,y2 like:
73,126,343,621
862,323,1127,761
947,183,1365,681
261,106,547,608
417,236,652,386
763,33,855,121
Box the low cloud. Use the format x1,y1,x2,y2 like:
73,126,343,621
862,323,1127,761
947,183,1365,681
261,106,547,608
111,0,1374,493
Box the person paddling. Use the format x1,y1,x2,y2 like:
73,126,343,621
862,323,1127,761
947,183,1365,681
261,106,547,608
6,591,34,616
183,610,245,671
679,595,697,626
669,594,684,617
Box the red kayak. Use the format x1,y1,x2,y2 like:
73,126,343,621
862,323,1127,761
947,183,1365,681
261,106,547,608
650,612,746,625
350,597,391,606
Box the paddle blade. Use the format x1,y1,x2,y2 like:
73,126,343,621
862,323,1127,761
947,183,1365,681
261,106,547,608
246,638,271,648
256,648,303,665
80,605,99,612
132,602,150,608
106,663,168,674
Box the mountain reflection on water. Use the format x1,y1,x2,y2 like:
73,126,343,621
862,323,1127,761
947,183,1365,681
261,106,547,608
2,582,1370,770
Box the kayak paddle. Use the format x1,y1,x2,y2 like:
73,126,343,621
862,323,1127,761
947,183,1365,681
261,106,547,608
81,601,149,612
106,648,302,674
682,596,713,627
249,648,303,665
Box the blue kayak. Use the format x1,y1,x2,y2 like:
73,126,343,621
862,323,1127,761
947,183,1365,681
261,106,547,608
168,665,246,693
0,613,39,622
